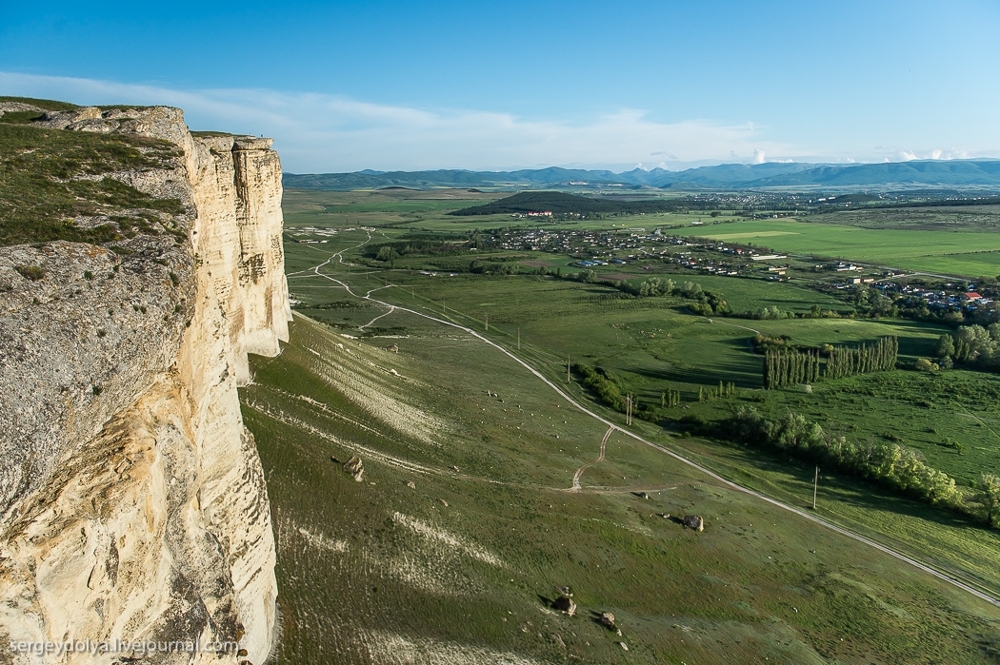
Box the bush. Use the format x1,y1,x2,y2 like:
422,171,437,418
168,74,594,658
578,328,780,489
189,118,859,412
572,363,624,410
15,264,45,281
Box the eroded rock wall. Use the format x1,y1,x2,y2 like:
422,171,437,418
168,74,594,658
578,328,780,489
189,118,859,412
0,107,289,664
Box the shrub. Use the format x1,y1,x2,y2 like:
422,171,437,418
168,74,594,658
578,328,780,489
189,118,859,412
15,264,45,281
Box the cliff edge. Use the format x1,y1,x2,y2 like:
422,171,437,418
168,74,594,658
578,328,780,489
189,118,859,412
0,103,290,664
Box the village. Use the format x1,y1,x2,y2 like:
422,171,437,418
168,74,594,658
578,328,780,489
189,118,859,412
477,224,996,316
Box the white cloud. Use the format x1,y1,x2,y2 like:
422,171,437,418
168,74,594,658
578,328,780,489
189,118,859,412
0,71,800,172
897,147,972,162
4,71,995,172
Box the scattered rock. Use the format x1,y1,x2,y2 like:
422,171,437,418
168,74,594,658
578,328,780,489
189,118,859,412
330,455,341,464
343,455,364,482
438,498,449,507
552,595,576,617
682,514,704,531
386,344,399,353
551,633,566,648
451,465,460,472
599,612,616,629
406,480,416,489
619,642,628,651
638,491,649,499
658,512,671,519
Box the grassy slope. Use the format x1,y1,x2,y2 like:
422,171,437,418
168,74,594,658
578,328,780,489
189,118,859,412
0,118,184,246
260,190,1000,662
245,311,1000,664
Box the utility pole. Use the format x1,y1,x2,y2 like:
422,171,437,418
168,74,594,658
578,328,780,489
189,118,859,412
626,395,633,426
566,355,571,383
485,312,488,331
517,326,520,351
812,466,819,510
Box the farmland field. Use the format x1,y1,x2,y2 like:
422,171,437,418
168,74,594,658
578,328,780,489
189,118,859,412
673,218,1000,278
247,188,1000,663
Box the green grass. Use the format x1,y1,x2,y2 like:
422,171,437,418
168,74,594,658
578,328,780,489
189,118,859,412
0,96,78,111
808,205,1000,233
263,187,1000,662
283,188,703,233
673,218,1000,278
0,123,185,246
245,312,1000,664
718,369,1000,487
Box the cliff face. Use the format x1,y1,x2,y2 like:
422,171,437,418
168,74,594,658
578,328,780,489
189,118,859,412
0,106,290,664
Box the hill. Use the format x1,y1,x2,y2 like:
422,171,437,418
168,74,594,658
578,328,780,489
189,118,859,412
448,191,678,216
284,160,1000,192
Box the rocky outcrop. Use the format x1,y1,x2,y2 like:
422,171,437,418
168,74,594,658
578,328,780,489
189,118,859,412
682,514,705,532
0,106,290,664
343,455,365,483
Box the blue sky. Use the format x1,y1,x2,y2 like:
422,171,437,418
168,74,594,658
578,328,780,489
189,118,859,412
3,0,999,172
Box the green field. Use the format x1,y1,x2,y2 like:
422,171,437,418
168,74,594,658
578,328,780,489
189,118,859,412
251,188,1000,663
673,218,1000,278
246,313,1000,664
283,188,700,234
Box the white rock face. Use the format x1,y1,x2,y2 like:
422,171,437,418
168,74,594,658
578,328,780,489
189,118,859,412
0,107,289,664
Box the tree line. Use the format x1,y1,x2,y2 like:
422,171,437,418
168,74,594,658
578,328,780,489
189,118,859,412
762,348,822,389
762,336,898,389
825,335,898,379
707,406,1000,527
937,323,1000,372
571,363,625,411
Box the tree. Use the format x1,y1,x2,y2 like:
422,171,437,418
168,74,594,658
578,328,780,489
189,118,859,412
980,474,1000,526
935,334,955,359
375,246,398,262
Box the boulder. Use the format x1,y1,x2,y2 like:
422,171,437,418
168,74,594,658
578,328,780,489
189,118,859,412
343,455,364,482
683,514,704,531
552,595,576,617
599,612,616,629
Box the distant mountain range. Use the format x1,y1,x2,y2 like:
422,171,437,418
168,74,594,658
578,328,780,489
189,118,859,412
283,160,1000,191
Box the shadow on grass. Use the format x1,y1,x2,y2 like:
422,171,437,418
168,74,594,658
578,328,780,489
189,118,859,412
629,353,763,389
704,439,992,537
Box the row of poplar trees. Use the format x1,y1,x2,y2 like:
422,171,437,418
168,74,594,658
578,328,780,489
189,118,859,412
763,336,898,389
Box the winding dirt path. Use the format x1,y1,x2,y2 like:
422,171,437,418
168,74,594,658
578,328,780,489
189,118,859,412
570,426,615,492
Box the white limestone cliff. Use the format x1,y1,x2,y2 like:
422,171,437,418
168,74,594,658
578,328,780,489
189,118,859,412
0,107,290,664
